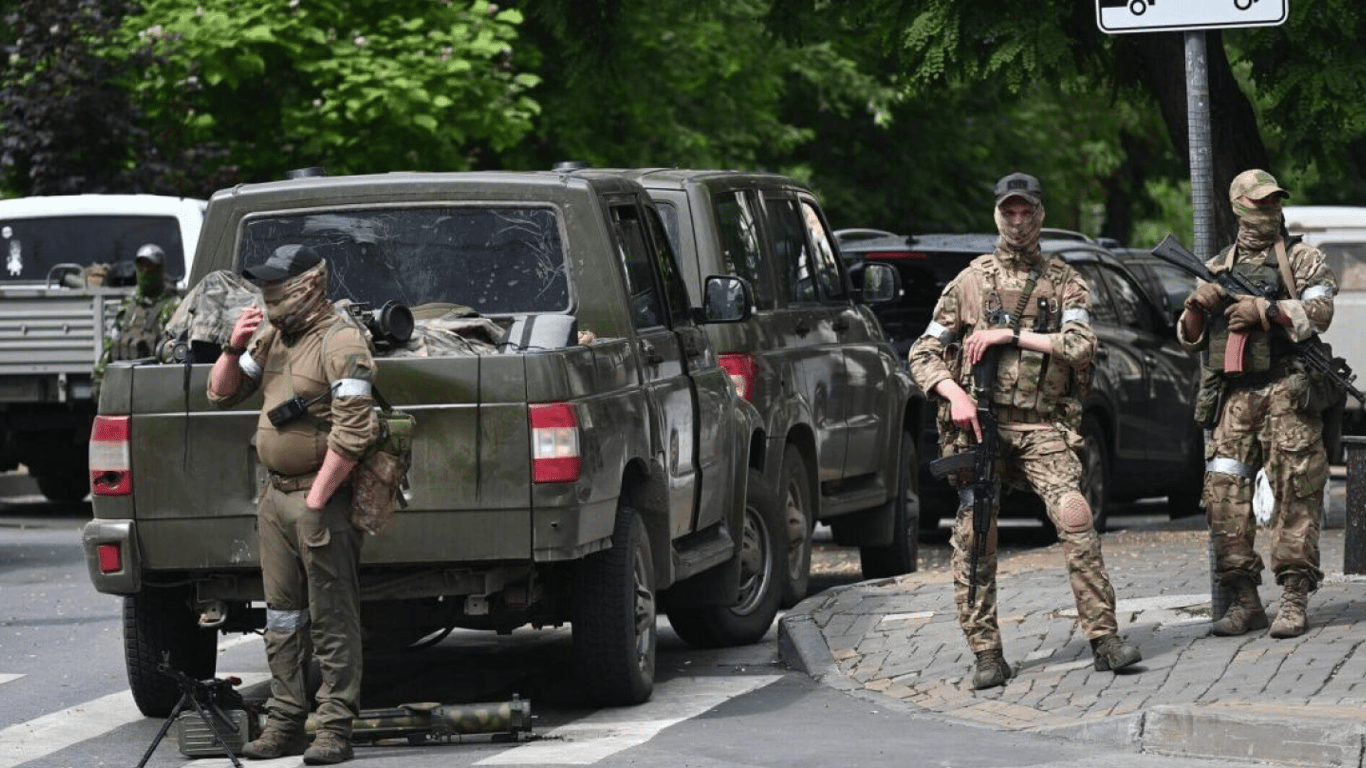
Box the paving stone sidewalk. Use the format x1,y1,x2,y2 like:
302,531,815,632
780,518,1366,767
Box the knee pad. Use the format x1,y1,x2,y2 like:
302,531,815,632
1058,492,1093,534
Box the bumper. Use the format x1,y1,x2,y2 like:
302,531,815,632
81,519,141,595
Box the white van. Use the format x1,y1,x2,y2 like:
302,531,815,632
1283,205,1366,423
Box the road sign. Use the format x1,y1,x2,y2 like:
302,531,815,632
1097,0,1288,34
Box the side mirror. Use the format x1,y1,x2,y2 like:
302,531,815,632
699,275,753,323
859,262,898,304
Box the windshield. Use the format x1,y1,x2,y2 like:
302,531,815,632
0,215,187,283
240,206,569,314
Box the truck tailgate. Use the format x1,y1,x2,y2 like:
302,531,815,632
121,355,534,569
0,287,124,376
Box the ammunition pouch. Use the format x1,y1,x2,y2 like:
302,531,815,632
349,399,414,535
1194,365,1226,429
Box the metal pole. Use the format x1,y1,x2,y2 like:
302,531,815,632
1343,436,1366,575
1186,31,1216,261
1185,30,1228,618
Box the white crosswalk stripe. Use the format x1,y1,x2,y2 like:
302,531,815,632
474,675,782,765
0,673,267,768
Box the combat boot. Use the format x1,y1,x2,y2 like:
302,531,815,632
1209,576,1269,636
241,726,308,760
303,730,354,765
1091,633,1142,672
972,649,1012,690
1269,574,1311,638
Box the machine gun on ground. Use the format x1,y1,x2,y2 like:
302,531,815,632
927,348,1003,605
135,654,255,768
1151,234,1364,405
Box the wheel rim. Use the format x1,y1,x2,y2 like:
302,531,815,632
783,476,809,583
732,503,773,615
631,541,655,672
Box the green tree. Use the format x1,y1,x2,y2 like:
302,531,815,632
110,0,540,190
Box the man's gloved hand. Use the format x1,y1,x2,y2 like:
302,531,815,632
1225,295,1270,332
229,306,263,349
1184,282,1225,313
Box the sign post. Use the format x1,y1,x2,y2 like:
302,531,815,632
1097,0,1289,621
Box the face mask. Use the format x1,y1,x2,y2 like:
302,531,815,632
135,264,166,299
1233,197,1283,253
994,201,1046,262
262,260,332,333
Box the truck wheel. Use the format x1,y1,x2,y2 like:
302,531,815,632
1167,425,1205,519
668,469,783,648
860,428,920,578
573,506,655,706
777,446,813,608
124,586,217,717
34,466,90,502
1080,414,1111,533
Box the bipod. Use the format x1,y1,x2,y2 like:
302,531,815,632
135,654,247,768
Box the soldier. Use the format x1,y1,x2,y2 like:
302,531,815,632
207,244,376,764
92,244,178,396
1179,169,1336,639
908,172,1141,690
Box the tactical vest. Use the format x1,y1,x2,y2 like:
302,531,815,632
114,295,176,360
1205,242,1295,376
955,254,1077,416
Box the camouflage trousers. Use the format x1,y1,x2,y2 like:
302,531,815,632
1205,378,1326,590
257,481,364,737
951,424,1118,654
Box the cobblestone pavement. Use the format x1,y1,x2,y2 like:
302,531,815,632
782,483,1366,767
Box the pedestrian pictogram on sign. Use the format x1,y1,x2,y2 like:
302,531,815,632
1097,0,1288,34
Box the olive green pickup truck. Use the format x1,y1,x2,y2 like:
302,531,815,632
81,169,783,715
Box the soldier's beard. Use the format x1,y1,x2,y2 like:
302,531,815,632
994,203,1045,265
263,261,333,334
1233,199,1283,253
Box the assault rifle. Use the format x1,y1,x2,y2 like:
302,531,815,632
927,347,1003,605
1151,234,1364,405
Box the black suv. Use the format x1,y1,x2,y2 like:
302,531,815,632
616,170,921,605
839,231,1203,531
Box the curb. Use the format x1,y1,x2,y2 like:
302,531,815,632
1139,704,1366,768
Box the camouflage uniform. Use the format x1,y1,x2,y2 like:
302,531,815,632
209,257,376,748
909,247,1119,653
1179,170,1337,638
92,253,178,396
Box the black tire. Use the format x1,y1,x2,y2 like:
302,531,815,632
35,466,90,502
860,428,920,578
777,445,814,608
668,469,783,648
1079,414,1111,533
124,586,217,717
573,506,656,706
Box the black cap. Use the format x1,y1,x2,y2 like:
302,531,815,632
243,244,322,284
995,172,1043,206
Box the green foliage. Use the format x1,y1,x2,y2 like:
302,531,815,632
112,0,541,186
0,0,148,195
504,0,896,173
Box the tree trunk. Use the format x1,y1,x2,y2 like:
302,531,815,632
1126,31,1269,246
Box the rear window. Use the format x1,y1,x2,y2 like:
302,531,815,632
0,215,187,282
240,206,568,314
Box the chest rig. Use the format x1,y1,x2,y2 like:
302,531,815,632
115,295,176,361
1206,242,1294,376
958,254,1074,417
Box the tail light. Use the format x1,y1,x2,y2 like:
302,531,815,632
90,415,133,496
719,353,757,401
530,403,580,483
